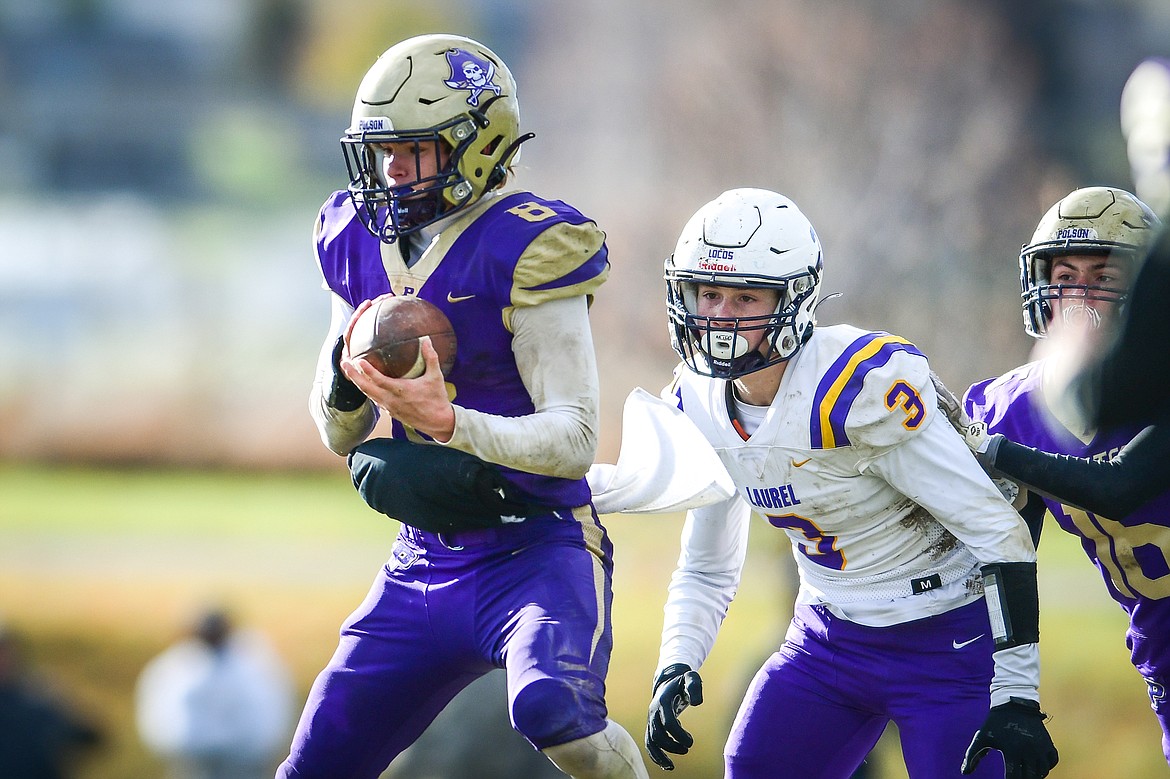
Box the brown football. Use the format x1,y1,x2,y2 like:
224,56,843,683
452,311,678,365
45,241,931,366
346,294,458,379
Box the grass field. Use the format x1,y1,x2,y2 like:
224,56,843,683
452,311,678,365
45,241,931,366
0,462,1164,778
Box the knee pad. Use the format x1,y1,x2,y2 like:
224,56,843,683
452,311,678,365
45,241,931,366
512,677,606,749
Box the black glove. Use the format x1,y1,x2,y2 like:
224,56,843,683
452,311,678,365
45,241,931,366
645,664,703,771
962,698,1059,778
326,335,367,412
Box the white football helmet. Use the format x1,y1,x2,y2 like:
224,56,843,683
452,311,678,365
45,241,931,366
665,188,824,379
341,34,533,243
1020,186,1160,337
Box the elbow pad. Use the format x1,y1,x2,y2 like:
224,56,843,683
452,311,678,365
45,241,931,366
981,562,1040,650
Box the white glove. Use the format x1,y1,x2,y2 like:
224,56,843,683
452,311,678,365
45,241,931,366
964,420,991,454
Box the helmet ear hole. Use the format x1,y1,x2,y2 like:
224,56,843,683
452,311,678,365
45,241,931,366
481,135,503,156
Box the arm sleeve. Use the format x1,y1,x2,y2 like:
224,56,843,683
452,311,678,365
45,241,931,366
868,419,1043,704
991,643,1041,707
864,414,1037,565
987,423,1170,517
655,495,753,674
308,293,378,455
444,294,599,479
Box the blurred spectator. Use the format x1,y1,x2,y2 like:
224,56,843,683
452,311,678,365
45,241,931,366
0,620,103,779
135,607,294,779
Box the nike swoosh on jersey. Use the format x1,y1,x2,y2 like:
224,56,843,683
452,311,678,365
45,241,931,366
791,458,812,468
447,293,476,303
952,635,984,650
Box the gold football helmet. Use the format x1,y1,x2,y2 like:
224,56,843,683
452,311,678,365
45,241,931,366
1021,186,1160,337
342,34,532,243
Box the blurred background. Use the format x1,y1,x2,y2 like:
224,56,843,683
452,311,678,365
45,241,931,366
1,1,1168,777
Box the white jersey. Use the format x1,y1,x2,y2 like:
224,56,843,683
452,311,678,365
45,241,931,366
657,324,1036,672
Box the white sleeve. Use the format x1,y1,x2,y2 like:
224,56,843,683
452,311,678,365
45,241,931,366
586,388,735,515
308,292,377,455
444,295,599,479
990,644,1041,707
655,495,753,674
862,414,1036,565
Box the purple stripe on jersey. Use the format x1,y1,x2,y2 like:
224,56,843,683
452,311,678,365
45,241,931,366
810,333,923,449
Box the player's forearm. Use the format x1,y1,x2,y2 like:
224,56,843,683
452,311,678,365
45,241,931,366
990,644,1041,707
656,500,751,673
444,296,599,478
987,424,1170,517
309,295,377,455
309,384,376,456
657,569,738,672
447,404,596,478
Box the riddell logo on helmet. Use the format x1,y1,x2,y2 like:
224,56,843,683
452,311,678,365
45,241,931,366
700,248,736,271
1056,227,1099,240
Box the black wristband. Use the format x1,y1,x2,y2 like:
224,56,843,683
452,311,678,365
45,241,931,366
981,562,1040,649
326,335,367,412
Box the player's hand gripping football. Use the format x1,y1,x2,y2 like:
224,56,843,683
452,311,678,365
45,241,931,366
341,300,456,442
962,698,1059,779
645,664,704,770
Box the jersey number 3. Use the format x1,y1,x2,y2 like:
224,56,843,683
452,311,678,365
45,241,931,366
885,380,925,430
767,513,847,570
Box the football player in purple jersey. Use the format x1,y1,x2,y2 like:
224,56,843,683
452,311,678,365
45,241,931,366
632,188,1056,778
280,34,648,779
959,185,1170,765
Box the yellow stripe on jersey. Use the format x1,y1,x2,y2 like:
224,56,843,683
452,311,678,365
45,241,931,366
570,503,609,663
816,334,914,449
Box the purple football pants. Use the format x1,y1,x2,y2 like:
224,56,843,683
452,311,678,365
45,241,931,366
725,601,1003,779
1126,623,1170,763
277,513,615,779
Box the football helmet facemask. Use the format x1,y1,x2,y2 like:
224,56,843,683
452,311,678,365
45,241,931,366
665,188,824,379
1020,186,1160,337
341,34,533,243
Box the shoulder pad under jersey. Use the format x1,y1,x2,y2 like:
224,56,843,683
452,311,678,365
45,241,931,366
499,195,609,308
963,361,1044,429
809,330,932,450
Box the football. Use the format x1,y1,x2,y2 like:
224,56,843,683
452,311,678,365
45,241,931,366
346,294,458,379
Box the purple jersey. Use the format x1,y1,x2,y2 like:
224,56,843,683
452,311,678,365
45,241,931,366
965,362,1170,624
315,189,608,508
966,361,1170,760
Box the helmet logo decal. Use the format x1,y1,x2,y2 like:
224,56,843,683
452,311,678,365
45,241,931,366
443,48,502,107
699,248,736,272
356,117,391,133
1055,227,1099,240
